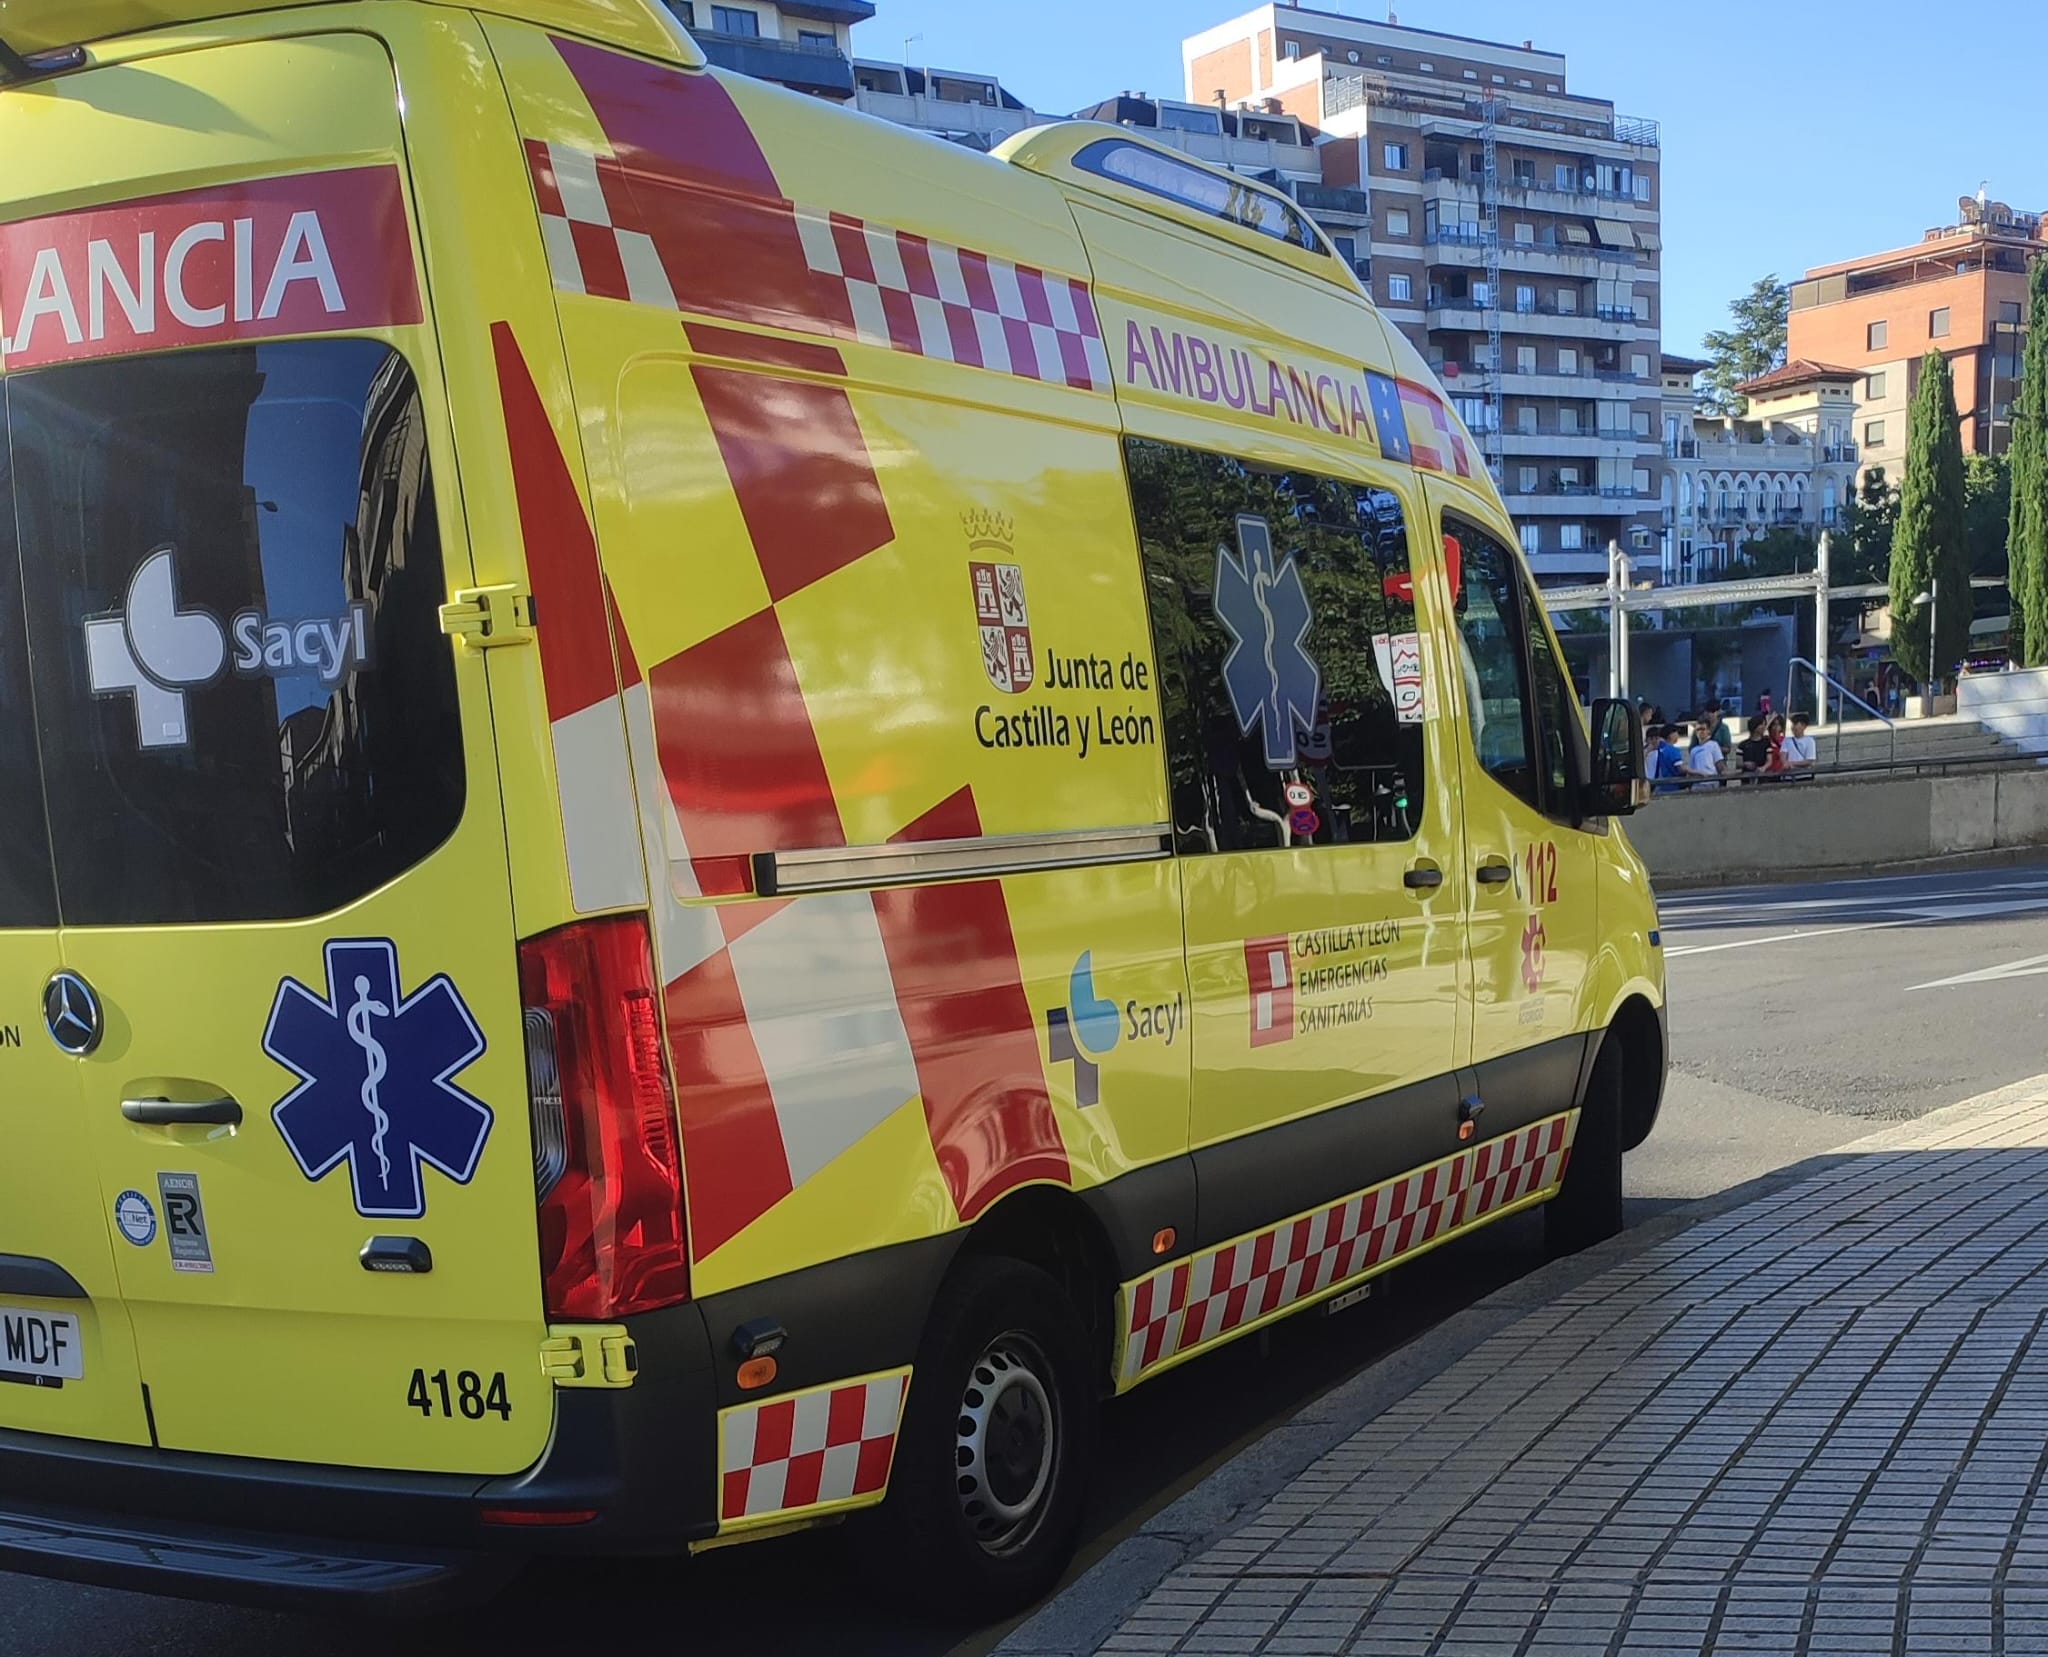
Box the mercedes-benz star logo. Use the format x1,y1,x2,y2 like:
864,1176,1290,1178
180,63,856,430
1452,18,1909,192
43,972,104,1058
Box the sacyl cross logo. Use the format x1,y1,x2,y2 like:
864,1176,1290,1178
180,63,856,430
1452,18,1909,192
85,547,226,751
263,940,491,1220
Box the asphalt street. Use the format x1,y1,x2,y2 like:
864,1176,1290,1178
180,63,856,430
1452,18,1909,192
5,859,2046,1656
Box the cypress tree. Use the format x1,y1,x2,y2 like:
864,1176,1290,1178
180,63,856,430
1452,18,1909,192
1889,351,1971,691
2007,257,2048,667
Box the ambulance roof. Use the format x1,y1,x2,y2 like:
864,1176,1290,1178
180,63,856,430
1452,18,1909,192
0,0,699,67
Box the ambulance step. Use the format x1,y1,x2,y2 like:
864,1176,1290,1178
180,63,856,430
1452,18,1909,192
0,1502,510,1613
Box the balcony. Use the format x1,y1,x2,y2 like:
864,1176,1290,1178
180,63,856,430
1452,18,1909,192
694,29,855,97
1293,183,1371,220
1665,438,1699,458
856,88,1034,145
1823,443,1860,464
1423,226,1640,270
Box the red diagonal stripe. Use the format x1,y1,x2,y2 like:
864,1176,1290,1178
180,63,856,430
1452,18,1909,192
650,609,841,897
691,362,894,603
552,37,854,338
667,948,791,1258
490,323,621,723
871,787,1067,1220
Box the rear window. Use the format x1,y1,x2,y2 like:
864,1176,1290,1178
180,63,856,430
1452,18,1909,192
2,340,464,927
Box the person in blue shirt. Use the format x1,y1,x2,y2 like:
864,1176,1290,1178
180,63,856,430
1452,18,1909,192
1649,723,1685,792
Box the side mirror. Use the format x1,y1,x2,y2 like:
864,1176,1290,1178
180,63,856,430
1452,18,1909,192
1586,698,1649,817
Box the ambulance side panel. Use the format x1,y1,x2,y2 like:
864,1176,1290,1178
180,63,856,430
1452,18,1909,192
480,26,1197,1464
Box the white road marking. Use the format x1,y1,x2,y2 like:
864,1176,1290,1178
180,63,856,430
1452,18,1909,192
1908,952,2048,992
1665,899,2048,959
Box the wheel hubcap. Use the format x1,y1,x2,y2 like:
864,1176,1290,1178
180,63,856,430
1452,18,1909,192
953,1336,1056,1554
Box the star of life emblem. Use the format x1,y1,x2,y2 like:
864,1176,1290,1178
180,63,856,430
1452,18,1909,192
1215,514,1321,768
263,940,491,1220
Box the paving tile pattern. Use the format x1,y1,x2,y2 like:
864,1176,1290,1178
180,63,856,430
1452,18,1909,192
1092,1093,2048,1655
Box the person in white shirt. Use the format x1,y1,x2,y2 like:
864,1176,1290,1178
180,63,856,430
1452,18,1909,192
1684,718,1725,782
1781,711,1819,776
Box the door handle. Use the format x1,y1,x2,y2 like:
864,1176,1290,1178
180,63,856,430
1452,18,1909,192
1403,863,1444,890
1477,859,1514,886
122,1096,242,1128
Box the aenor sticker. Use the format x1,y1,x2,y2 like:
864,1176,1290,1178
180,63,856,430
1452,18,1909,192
157,1172,214,1273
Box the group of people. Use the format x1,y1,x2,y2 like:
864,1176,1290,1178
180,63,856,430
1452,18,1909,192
1640,698,1819,788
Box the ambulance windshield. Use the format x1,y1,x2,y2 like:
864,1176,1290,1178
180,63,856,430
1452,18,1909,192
0,339,465,927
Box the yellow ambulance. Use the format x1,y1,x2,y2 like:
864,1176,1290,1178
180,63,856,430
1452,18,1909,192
0,0,1665,1618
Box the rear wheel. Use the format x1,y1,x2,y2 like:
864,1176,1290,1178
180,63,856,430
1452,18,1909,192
1545,1034,1625,1257
852,1256,1096,1619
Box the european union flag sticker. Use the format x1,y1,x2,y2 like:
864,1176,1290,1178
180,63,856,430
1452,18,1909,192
1366,372,1411,464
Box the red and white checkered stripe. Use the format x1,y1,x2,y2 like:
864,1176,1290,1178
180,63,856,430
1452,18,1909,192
526,139,1109,394
793,208,1111,392
1117,1113,1575,1386
719,1369,910,1527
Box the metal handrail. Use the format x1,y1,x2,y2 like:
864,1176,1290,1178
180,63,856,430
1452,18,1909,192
1785,656,1897,770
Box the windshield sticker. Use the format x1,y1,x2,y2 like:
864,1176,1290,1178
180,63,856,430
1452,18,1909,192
0,166,421,371
1215,514,1320,769
263,940,491,1221
85,546,374,752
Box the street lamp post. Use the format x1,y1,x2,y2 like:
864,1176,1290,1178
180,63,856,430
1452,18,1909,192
1914,578,1939,703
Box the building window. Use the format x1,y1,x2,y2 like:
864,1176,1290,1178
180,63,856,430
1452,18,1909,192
1558,406,1580,433
1546,83,1561,92
1129,440,1426,853
1387,273,1412,303
1517,406,1536,433
1929,307,1951,339
1633,411,1651,436
1516,78,1533,89
1515,284,1535,314
1491,74,1506,84
1519,466,1538,493
1866,420,1885,447
669,0,695,22
1557,288,1578,314
1383,143,1409,171
1376,54,1393,65
1867,319,1888,351
1634,176,1651,203
1387,208,1410,236
709,4,758,34
1517,346,1536,374
1558,347,1579,375
1556,163,1574,191
1514,222,1535,243
2001,300,2023,324
1867,371,1887,400
1417,61,1433,71
1521,523,1541,553
1472,281,1491,308
1631,353,1650,379
1559,523,1583,550
1462,69,1478,81
1634,468,1652,494
798,29,832,47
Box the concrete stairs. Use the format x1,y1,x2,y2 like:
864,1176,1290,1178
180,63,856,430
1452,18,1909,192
1792,713,2033,772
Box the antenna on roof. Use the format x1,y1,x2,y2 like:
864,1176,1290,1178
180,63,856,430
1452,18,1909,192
0,36,83,83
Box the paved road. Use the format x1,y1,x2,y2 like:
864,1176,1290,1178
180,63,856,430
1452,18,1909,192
7,860,2046,1655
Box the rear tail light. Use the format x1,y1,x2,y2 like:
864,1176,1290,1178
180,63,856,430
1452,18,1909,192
519,917,689,1320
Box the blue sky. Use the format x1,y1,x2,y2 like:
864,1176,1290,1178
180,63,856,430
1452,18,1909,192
851,1,2048,359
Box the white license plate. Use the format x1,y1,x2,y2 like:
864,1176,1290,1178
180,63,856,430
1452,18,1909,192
0,1308,83,1382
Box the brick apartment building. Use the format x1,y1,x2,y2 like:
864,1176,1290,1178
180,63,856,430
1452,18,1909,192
1183,3,1665,582
1788,194,2041,487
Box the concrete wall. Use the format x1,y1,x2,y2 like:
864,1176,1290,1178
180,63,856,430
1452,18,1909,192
1625,767,2048,886
1959,666,2048,755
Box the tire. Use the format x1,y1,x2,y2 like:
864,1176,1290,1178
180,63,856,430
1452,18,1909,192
850,1255,1097,1620
1545,1034,1625,1257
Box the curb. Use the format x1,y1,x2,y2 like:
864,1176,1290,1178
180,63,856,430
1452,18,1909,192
1649,843,2048,892
991,1072,2048,1657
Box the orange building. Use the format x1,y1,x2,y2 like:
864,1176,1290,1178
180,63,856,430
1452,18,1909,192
1788,195,2040,484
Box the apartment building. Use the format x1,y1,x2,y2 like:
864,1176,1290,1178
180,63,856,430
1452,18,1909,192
1788,194,2040,485
1662,358,1859,585
665,0,873,99
1184,3,1665,582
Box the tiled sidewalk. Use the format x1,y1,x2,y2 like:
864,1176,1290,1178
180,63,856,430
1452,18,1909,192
1044,1086,2048,1656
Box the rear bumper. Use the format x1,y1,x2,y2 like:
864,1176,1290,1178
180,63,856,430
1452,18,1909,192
0,1303,718,1612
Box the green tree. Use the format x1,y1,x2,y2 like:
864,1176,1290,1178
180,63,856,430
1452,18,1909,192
1964,453,2010,575
1839,467,1898,586
1701,276,1790,415
1889,352,1973,688
2007,256,2048,666
1738,526,1819,576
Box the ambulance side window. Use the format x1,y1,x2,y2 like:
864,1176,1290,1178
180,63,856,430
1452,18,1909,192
0,382,60,928
1126,438,1426,855
1446,513,1578,821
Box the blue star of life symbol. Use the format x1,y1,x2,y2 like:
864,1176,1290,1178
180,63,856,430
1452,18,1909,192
263,940,491,1220
1215,514,1321,768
